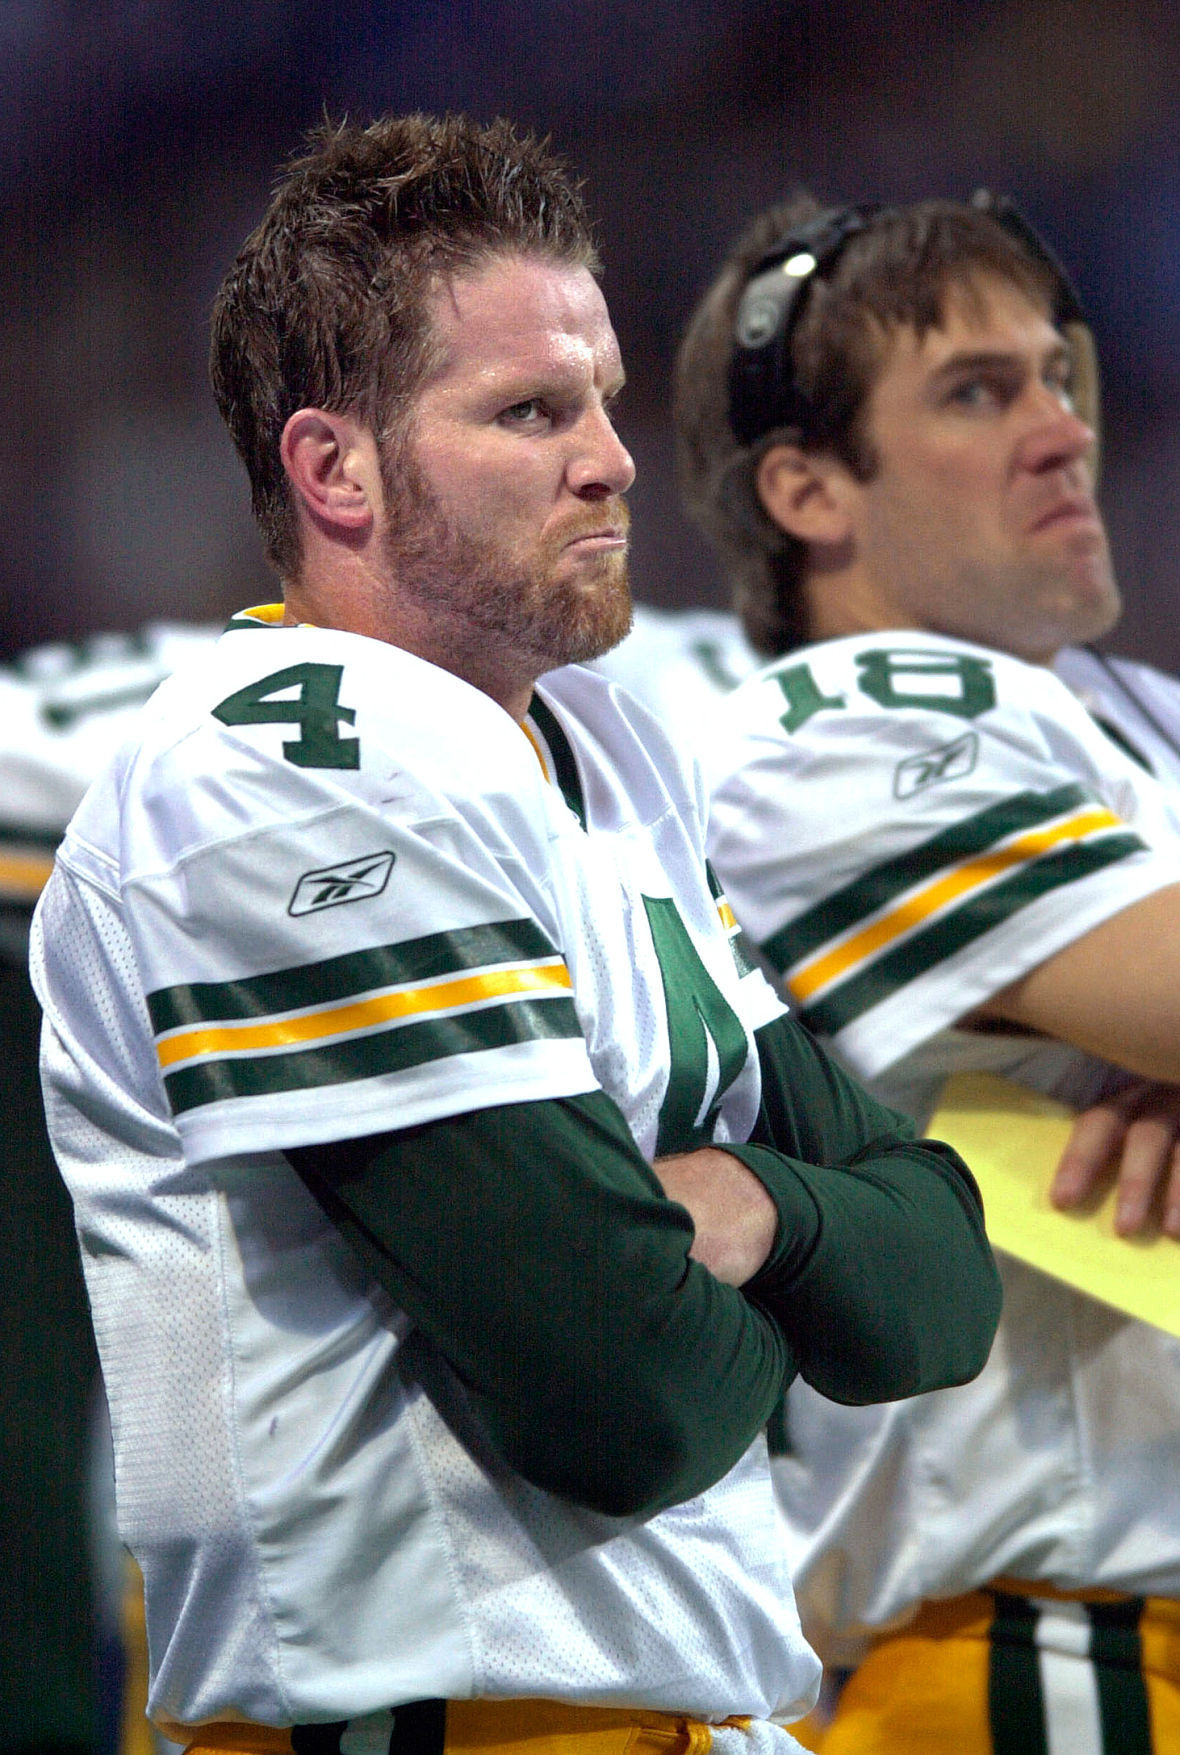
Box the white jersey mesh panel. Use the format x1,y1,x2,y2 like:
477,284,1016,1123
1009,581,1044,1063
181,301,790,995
34,867,285,1721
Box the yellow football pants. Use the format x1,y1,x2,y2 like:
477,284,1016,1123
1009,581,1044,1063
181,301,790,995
172,1697,754,1755
817,1581,1180,1754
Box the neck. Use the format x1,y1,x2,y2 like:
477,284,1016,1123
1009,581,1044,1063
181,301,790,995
799,565,1064,666
282,573,536,723
801,556,906,645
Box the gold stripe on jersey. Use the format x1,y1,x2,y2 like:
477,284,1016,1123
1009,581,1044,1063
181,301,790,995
705,862,759,980
789,803,1120,1005
0,848,56,904
156,959,573,1071
519,718,553,781
757,782,1148,1037
147,916,585,1117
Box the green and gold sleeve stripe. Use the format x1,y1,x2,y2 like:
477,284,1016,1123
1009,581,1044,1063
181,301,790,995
162,991,582,1116
799,833,1142,1035
147,917,557,1033
156,959,572,1070
791,801,1122,1004
764,783,1095,973
147,916,582,1117
758,785,1146,1034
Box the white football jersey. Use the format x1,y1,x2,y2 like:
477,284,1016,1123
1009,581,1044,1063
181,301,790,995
0,623,218,925
705,628,1180,1656
1055,644,1180,798
707,630,1180,1115
591,607,1180,815
590,604,760,758
33,611,818,1729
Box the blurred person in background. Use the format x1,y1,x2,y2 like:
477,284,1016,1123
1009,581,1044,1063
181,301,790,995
677,191,1180,1753
1,624,216,1755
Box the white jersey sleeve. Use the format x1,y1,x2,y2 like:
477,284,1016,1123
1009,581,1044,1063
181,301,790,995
47,622,605,1170
706,631,1180,1080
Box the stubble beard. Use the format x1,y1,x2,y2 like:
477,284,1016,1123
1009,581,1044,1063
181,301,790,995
381,454,633,677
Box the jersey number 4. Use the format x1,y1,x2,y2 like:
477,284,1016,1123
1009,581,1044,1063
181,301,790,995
212,663,360,769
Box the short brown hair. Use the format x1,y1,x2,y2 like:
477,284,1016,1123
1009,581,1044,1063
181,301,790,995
675,195,1058,656
210,113,599,578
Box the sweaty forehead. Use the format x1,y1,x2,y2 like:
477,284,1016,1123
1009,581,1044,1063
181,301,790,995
424,254,621,385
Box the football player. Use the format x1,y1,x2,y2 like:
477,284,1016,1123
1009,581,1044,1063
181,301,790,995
682,192,1180,1751
0,624,215,1755
31,121,1000,1755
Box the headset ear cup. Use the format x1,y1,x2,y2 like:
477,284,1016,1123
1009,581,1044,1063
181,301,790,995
1063,318,1101,487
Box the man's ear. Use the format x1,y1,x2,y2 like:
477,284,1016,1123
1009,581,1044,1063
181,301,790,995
756,442,855,548
280,409,380,536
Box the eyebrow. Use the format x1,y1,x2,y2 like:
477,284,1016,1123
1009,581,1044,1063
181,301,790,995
927,339,1073,386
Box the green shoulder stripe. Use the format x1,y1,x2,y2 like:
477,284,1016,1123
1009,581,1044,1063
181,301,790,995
800,830,1144,1035
163,993,582,1115
148,916,557,1035
528,694,586,826
763,782,1092,974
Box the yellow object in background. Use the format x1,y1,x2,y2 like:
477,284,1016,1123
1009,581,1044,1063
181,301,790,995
928,1073,1180,1339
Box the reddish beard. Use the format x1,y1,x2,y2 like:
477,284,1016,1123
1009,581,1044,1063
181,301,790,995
381,456,633,672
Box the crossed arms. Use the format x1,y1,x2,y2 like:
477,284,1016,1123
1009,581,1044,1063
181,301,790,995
289,1010,1001,1517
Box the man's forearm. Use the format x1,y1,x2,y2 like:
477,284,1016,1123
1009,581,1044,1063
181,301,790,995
977,881,1180,1081
742,1016,1002,1402
288,1089,796,1519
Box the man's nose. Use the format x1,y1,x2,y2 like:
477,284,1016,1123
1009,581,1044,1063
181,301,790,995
1016,389,1097,476
567,407,636,498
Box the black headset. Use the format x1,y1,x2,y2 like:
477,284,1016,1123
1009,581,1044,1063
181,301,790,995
727,191,1095,452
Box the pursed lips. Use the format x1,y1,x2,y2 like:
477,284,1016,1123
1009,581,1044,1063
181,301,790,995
559,506,631,549
564,529,628,548
1027,493,1103,535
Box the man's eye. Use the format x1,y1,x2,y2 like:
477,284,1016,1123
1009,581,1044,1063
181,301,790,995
948,378,995,409
501,399,546,425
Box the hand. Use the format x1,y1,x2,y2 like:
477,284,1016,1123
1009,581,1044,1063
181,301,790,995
652,1147,778,1285
1051,1079,1180,1238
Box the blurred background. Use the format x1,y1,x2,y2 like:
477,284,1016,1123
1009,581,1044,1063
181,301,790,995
3,0,1180,666
3,10,1179,1753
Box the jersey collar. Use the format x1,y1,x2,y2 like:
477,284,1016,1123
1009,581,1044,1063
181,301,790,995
524,694,587,827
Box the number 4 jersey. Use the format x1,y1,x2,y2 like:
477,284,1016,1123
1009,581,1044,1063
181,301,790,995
32,608,814,1728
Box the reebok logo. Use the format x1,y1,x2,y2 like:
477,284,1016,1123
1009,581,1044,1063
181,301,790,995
288,851,396,916
893,732,979,799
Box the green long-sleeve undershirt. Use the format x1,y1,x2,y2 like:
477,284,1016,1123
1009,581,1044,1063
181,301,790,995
287,1011,1000,1519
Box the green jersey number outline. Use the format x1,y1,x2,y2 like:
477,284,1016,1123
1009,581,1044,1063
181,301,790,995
643,895,749,1155
212,663,361,769
774,646,997,732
